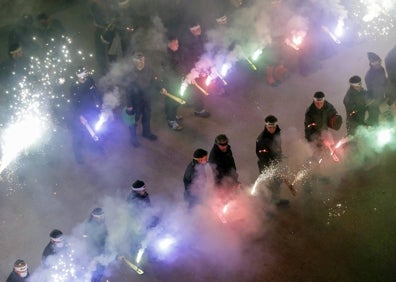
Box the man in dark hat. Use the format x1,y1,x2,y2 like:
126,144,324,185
256,115,282,173
6,259,30,282
84,208,108,257
160,35,184,131
127,180,160,229
182,22,211,117
42,229,66,265
304,91,341,146
69,66,104,164
365,52,388,125
125,52,158,147
84,207,108,282
209,134,238,186
183,148,214,209
35,13,65,45
127,180,151,210
343,75,369,135
256,115,289,206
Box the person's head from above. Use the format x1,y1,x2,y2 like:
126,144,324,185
132,180,146,195
265,115,278,134
167,35,179,52
132,52,145,71
215,134,229,152
349,75,363,91
313,91,325,109
193,148,208,164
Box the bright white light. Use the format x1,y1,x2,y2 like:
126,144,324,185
180,81,188,96
156,236,176,253
136,247,145,264
334,19,344,37
205,76,212,86
377,128,393,147
94,115,106,131
0,114,47,174
252,49,263,61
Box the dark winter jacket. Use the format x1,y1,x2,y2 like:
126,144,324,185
256,126,282,168
6,271,30,282
160,47,186,95
84,218,108,257
127,191,151,210
70,76,102,124
365,66,387,101
182,31,206,72
304,101,337,142
126,66,158,117
209,144,237,183
343,87,368,132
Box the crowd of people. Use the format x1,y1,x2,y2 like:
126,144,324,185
2,0,396,281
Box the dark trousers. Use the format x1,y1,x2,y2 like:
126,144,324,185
164,97,179,121
136,103,152,135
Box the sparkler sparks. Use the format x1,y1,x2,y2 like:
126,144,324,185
0,113,48,174
251,166,278,195
348,0,395,38
46,248,80,282
0,35,95,177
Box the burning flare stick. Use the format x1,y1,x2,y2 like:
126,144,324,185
160,89,186,104
243,54,257,70
321,26,341,44
135,247,146,264
282,178,297,196
214,205,228,224
323,139,340,163
119,256,144,275
80,116,99,141
192,80,210,95
284,38,300,51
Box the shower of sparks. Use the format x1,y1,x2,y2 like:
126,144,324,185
0,35,94,177
251,166,278,195
349,0,395,38
325,199,349,225
45,247,82,282
291,167,311,186
0,112,48,174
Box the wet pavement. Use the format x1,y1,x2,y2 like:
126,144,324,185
1,1,396,281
